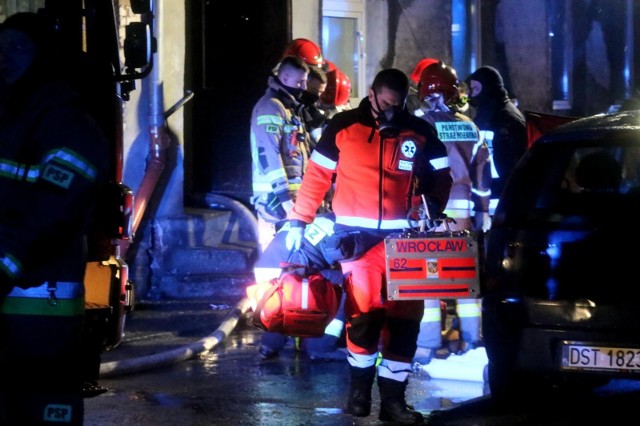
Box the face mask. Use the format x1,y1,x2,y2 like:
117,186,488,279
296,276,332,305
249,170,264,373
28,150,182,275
287,87,305,100
299,91,320,106
373,92,402,138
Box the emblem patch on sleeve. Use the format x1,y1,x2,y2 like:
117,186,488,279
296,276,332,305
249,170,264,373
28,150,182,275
42,164,75,189
266,124,279,134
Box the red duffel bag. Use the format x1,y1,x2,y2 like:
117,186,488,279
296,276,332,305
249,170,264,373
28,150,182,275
246,265,343,338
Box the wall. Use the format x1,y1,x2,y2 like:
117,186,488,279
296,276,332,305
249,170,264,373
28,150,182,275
292,0,321,43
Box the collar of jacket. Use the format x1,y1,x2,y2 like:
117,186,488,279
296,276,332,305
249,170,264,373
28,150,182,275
267,75,301,110
356,96,378,128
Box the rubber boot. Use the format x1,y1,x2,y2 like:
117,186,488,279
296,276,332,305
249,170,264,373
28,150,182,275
378,377,424,424
347,365,376,417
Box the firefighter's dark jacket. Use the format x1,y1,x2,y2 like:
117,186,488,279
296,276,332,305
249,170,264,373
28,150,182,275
0,80,109,289
290,96,452,233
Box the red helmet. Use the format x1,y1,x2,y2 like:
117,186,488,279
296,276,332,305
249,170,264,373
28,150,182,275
410,58,439,84
321,68,352,106
324,59,337,72
283,38,325,67
418,62,460,105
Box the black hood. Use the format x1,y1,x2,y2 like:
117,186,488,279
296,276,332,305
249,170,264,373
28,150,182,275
466,66,509,108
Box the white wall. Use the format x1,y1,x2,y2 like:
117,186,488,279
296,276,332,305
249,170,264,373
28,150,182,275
291,0,321,43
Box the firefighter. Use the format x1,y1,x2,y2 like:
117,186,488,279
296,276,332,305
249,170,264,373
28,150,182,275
412,62,493,364
465,65,527,215
285,68,452,424
0,12,110,425
406,58,439,115
250,55,312,253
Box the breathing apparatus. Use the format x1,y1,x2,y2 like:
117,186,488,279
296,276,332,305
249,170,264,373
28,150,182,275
372,92,405,138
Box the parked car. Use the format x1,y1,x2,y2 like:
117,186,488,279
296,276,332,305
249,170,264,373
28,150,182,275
482,110,640,401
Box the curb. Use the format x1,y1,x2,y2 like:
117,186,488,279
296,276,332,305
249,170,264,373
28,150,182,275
99,297,252,378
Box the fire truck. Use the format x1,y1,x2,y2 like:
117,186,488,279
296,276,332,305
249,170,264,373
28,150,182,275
33,0,157,353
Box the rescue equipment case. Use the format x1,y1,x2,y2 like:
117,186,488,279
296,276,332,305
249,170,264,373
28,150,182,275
384,230,482,301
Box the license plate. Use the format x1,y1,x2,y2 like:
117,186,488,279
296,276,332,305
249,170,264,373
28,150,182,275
561,343,640,372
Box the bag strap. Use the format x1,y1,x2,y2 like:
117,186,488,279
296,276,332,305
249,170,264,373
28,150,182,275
252,278,283,329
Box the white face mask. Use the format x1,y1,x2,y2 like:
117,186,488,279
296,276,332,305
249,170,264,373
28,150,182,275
0,29,36,85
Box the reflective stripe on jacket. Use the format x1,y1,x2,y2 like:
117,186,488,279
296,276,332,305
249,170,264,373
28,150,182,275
250,75,311,204
291,97,452,229
420,110,493,217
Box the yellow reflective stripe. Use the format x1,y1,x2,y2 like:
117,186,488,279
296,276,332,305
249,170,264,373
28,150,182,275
257,114,284,126
0,297,84,316
457,301,481,318
253,181,302,193
266,168,287,182
422,307,442,323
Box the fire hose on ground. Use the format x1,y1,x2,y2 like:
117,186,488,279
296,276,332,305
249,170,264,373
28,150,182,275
99,297,252,378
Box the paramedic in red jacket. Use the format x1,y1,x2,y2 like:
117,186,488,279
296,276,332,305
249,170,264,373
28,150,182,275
286,68,452,424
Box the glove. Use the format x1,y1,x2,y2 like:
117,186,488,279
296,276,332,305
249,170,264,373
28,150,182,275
281,199,295,218
285,226,304,251
473,212,492,233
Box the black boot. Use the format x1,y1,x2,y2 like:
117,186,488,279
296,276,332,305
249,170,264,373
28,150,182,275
347,365,376,417
378,377,424,424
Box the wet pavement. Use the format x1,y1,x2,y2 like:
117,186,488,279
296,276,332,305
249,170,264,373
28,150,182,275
84,297,640,425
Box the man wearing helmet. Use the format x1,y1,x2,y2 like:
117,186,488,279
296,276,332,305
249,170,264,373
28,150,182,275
412,61,493,365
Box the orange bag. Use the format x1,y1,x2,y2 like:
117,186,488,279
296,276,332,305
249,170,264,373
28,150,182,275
246,268,342,338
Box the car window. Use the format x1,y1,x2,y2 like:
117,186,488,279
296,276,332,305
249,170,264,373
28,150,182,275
500,142,640,221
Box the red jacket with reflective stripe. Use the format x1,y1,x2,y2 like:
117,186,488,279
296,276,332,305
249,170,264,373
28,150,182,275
291,97,452,231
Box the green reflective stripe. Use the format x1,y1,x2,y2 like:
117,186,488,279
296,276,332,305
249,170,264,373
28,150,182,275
0,297,84,316
7,282,84,299
44,148,97,181
0,254,22,278
25,164,40,182
256,114,284,126
0,159,27,179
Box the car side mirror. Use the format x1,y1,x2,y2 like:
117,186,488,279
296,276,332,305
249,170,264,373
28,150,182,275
124,22,152,69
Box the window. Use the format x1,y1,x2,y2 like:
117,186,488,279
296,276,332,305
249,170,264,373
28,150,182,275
322,0,365,105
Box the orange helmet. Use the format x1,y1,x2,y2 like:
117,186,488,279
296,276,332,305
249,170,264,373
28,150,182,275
321,68,351,106
410,58,439,84
283,38,325,67
418,62,460,105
